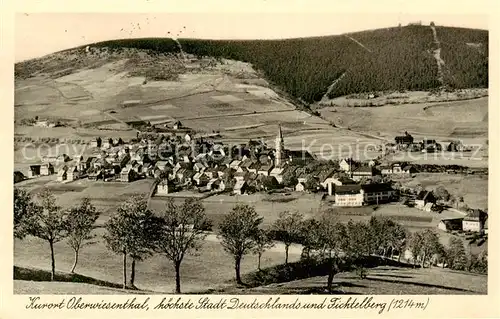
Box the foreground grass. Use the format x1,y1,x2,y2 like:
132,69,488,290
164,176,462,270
14,228,299,294
14,266,153,295
221,265,487,295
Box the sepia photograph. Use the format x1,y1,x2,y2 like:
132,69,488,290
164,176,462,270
12,11,489,297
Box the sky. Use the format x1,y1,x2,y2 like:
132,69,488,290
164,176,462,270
15,12,489,62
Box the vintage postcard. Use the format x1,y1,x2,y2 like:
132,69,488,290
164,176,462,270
2,0,499,318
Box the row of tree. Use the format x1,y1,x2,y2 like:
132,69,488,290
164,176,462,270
14,187,487,294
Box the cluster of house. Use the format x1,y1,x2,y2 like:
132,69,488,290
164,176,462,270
16,124,430,209
155,125,312,195
438,209,488,235
387,132,442,153
19,126,317,195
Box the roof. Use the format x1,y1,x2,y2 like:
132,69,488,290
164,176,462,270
353,165,373,174
270,167,284,174
439,218,463,230
318,168,336,182
361,183,393,193
259,164,274,171
249,162,262,170
341,158,356,164
464,209,487,221
335,185,362,195
416,190,435,201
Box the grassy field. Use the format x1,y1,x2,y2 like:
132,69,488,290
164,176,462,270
15,53,385,162
319,97,488,141
230,266,487,295
14,228,299,294
15,178,155,225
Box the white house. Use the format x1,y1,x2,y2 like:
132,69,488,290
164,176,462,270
57,167,68,182
334,185,364,207
270,167,285,184
229,160,241,169
462,210,487,233
67,166,79,182
295,181,305,192
339,158,357,172
334,184,395,207
233,180,247,195
156,179,173,195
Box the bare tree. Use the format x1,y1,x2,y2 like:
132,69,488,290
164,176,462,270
156,198,209,294
23,189,69,281
271,211,303,264
218,204,262,285
66,198,100,273
252,229,274,271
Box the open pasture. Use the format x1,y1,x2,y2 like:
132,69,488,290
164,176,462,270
320,97,488,140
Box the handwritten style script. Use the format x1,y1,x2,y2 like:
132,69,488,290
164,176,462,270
26,296,430,314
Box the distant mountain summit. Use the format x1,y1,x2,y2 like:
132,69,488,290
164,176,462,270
15,24,488,104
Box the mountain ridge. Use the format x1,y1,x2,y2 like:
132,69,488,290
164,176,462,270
15,24,488,105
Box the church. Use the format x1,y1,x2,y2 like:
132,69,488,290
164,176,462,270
273,124,314,167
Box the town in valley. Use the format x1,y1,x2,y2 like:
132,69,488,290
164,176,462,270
13,16,489,295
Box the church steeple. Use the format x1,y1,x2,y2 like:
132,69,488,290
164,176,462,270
275,124,285,167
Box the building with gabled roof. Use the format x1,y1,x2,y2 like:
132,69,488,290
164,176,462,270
233,180,248,195
40,163,55,176
339,158,358,173
462,209,487,233
156,179,173,196
28,165,41,178
67,166,79,181
415,190,436,210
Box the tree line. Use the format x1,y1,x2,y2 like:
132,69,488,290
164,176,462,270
74,25,488,105
14,187,487,294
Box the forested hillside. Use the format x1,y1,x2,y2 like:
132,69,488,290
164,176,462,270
18,25,488,104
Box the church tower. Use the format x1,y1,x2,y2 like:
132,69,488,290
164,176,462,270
275,124,285,167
